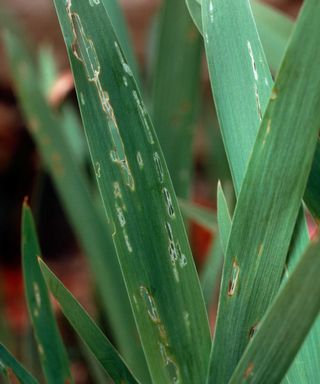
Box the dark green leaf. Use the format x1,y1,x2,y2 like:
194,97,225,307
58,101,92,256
39,260,139,384
22,203,73,384
0,344,39,384
101,0,139,82
51,1,211,383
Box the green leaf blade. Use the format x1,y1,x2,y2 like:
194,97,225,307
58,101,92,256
101,0,139,83
189,0,320,224
205,0,320,381
202,0,272,195
199,182,232,309
38,260,139,384
200,237,223,311
186,0,202,34
229,238,320,384
52,1,211,383
0,344,39,384
22,203,72,384
186,0,295,73
217,181,232,254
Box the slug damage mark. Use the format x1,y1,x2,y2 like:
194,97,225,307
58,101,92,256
247,41,258,81
163,188,175,218
244,362,254,380
262,119,271,146
227,260,240,296
113,181,133,253
139,286,181,383
136,151,144,169
254,84,262,122
153,152,164,183
165,221,187,281
132,90,155,145
209,0,214,23
89,0,100,7
67,2,135,191
247,41,262,121
249,322,259,339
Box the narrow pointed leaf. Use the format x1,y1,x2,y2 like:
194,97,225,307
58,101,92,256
283,321,320,384
22,203,72,383
179,198,216,233
229,238,320,384
186,0,202,33
187,0,320,223
200,236,223,311
205,1,320,382
202,0,273,194
186,0,293,72
250,0,294,72
38,260,139,384
22,201,138,383
200,1,320,383
200,183,231,310
284,210,320,382
192,0,320,381
0,344,39,384
217,182,232,253
199,0,319,381
51,1,211,383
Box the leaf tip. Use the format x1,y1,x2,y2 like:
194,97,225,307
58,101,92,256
23,195,29,207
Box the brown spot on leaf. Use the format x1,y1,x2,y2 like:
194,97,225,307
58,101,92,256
244,362,254,380
249,322,259,339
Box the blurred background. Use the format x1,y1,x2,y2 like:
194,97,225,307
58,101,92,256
0,0,303,382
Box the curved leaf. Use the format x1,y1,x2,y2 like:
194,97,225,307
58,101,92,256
179,198,216,233
217,182,232,253
0,344,39,384
39,260,139,384
22,203,73,384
